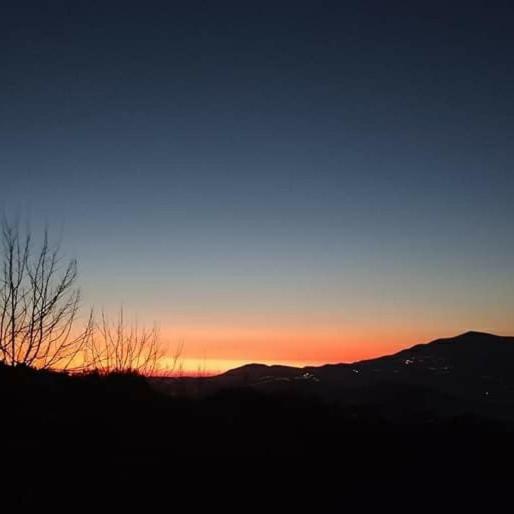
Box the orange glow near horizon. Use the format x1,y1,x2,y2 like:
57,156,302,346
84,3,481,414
67,308,514,375
153,322,457,375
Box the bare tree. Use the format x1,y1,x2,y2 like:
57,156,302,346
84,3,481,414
84,308,167,375
0,218,92,369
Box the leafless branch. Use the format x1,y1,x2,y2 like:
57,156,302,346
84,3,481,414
83,308,166,375
0,218,91,370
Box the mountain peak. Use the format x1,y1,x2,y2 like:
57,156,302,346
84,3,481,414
447,331,507,344
457,330,499,338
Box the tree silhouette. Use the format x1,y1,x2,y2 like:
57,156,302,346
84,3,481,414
0,218,92,369
84,308,164,374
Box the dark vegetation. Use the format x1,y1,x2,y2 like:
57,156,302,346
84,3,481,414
4,331,514,510
4,332,514,458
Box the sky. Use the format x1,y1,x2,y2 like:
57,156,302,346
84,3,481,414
1,1,514,373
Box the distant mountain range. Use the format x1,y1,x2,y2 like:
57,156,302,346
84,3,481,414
152,331,514,422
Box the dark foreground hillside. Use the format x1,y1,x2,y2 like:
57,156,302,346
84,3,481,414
3,344,514,508
3,335,514,458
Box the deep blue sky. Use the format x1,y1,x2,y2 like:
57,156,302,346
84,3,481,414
2,1,514,368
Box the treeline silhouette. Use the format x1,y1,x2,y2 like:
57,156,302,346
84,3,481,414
0,218,163,373
2,358,512,456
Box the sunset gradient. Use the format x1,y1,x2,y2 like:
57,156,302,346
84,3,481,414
2,3,514,374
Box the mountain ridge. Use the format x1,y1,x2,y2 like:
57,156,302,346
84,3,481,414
151,331,514,422
219,330,512,377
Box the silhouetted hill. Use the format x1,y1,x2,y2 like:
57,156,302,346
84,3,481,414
153,331,514,421
222,331,514,379
4,331,514,464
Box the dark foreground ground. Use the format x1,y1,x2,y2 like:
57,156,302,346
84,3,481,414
5,332,514,459
2,356,513,507
2,360,514,454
